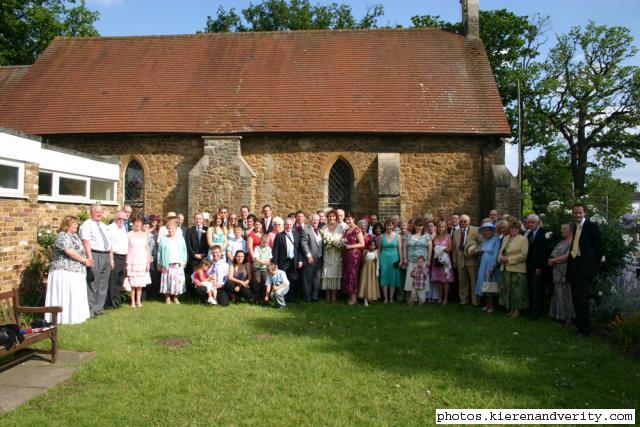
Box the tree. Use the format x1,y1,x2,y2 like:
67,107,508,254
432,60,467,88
533,22,640,196
523,144,573,214
586,169,636,221
0,0,99,65
204,0,384,33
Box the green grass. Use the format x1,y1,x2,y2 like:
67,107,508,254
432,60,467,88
2,299,639,426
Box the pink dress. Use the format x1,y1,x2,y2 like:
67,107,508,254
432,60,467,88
430,235,454,283
126,231,151,287
341,227,363,295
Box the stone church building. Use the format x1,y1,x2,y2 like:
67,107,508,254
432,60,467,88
0,1,518,224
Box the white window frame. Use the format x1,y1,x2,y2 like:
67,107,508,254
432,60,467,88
0,158,25,199
37,170,118,205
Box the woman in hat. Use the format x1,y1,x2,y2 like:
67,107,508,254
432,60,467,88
473,220,502,313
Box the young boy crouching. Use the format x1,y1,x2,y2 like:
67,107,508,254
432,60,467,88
266,263,290,308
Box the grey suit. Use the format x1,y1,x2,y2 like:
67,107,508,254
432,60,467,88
301,225,323,301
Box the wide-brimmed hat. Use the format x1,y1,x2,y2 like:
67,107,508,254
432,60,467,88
479,222,496,232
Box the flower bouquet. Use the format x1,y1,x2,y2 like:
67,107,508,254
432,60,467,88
322,230,345,250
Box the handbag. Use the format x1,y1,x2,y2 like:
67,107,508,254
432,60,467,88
481,281,499,293
86,267,95,283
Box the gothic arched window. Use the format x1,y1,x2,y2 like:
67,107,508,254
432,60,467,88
124,160,144,211
328,159,352,212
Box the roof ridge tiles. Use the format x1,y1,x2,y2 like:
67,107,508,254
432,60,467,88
52,27,455,41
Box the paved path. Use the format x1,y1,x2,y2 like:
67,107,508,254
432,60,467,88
0,350,95,413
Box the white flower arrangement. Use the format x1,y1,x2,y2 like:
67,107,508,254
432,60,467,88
547,200,564,212
622,234,633,247
545,231,553,239
591,214,607,225
322,230,345,250
564,209,573,215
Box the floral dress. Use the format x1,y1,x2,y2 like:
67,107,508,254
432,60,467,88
341,227,363,295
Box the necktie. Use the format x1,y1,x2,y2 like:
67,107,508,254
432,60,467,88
314,227,318,236
197,227,201,243
459,228,466,250
571,224,582,258
97,221,109,251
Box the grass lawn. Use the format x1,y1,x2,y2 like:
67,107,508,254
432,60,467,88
2,299,639,426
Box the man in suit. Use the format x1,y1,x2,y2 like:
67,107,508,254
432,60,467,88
273,217,301,302
526,214,547,320
239,205,250,231
452,214,480,305
261,204,273,234
218,205,229,227
448,213,460,236
292,210,307,298
185,212,208,273
567,203,603,336
301,213,323,301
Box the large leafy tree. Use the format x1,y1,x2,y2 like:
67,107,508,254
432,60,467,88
0,0,99,65
204,0,384,33
533,22,640,196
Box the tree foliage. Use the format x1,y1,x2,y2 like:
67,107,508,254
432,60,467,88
533,22,640,196
523,144,573,215
0,0,99,65
524,143,636,221
204,0,384,33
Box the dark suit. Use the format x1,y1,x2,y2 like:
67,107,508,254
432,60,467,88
567,219,603,335
272,230,301,300
526,226,547,319
185,225,209,272
261,217,273,234
300,225,323,301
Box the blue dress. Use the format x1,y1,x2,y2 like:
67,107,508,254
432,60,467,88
475,235,502,296
379,233,401,288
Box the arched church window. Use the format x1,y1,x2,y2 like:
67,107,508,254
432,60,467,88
124,160,144,211
328,159,352,212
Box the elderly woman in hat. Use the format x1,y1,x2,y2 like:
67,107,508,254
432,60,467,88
472,219,502,313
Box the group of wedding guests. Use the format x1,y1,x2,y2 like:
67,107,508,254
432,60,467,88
44,202,602,337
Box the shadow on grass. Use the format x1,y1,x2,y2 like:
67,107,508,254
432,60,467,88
248,301,640,408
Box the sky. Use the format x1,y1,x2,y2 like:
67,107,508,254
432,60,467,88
84,0,640,188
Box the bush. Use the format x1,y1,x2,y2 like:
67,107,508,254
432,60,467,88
19,227,56,306
608,311,640,356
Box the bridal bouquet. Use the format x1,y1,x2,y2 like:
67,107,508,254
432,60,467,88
322,231,345,250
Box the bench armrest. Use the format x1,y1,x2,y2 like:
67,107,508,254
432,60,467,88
16,305,63,314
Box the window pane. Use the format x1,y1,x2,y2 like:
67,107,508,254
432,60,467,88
38,172,53,195
0,164,19,190
90,179,114,201
59,177,86,197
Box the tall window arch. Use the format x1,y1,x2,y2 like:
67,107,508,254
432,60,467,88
328,159,352,212
124,160,144,211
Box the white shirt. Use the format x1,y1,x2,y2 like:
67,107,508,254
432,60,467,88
285,231,295,259
207,259,229,286
107,222,129,255
80,218,111,252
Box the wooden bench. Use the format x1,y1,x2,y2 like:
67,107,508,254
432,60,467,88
0,288,61,371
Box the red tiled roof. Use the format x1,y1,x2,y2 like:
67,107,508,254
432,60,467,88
0,65,30,103
0,29,511,136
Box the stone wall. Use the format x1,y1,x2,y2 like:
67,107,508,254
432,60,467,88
49,134,203,217
48,133,510,224
0,161,115,292
242,134,503,221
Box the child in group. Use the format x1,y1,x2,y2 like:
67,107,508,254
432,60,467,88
252,233,273,302
358,239,380,307
409,255,429,305
266,263,290,308
192,260,218,305
226,226,247,263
